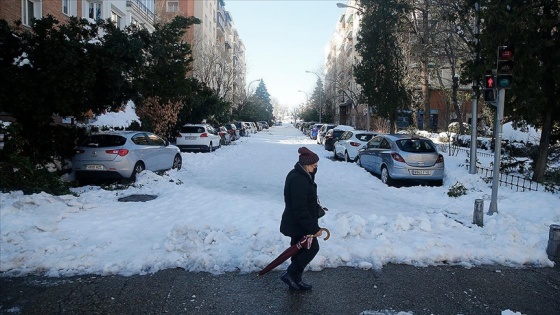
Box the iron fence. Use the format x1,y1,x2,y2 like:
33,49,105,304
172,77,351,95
440,144,539,192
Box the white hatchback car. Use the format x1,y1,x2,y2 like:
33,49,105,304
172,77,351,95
333,130,378,162
175,124,221,152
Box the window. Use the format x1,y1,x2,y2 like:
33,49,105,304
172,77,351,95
88,1,102,20
62,0,77,16
62,0,69,15
22,0,41,26
111,11,122,28
167,1,179,12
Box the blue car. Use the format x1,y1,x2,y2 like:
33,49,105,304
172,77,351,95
310,124,323,140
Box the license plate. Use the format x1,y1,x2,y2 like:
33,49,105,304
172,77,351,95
186,136,197,140
412,170,431,175
86,165,104,170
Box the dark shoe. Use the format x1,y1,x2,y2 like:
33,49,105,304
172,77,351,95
296,280,313,291
280,272,301,291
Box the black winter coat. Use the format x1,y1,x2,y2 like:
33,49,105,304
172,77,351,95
280,163,321,237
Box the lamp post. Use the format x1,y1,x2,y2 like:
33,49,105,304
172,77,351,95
305,70,323,123
297,90,309,104
247,78,262,96
336,2,364,13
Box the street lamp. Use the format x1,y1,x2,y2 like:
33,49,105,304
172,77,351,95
297,90,309,104
305,70,323,123
247,78,262,96
336,2,364,13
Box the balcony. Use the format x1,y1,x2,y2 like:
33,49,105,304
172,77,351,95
126,0,155,25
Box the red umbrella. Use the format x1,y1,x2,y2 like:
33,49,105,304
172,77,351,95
257,228,330,277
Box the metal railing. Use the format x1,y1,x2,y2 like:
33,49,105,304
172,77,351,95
127,0,155,25
440,144,540,192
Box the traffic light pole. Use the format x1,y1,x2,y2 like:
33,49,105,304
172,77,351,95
488,88,505,215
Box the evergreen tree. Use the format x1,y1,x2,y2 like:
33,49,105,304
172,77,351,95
253,80,274,122
354,0,411,133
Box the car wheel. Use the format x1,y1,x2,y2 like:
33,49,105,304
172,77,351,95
356,156,362,167
333,149,338,161
172,154,182,170
344,152,353,163
131,161,145,180
381,166,394,186
208,142,213,152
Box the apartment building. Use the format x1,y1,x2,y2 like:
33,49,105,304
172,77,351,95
156,0,246,107
1,0,156,32
1,0,246,109
325,0,362,128
326,0,477,132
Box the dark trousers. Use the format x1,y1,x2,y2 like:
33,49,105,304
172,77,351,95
287,236,319,281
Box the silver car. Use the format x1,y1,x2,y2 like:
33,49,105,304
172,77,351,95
357,134,444,186
72,131,182,180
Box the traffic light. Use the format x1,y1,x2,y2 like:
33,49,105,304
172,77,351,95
496,45,514,89
483,73,497,103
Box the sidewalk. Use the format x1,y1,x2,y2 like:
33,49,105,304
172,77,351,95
1,264,559,315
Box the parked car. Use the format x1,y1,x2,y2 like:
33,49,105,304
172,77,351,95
317,124,336,145
334,130,378,162
249,122,258,133
226,123,240,140
310,123,324,140
357,134,444,186
72,131,182,181
234,122,247,137
324,125,354,151
259,121,270,129
243,122,256,134
216,126,232,145
175,124,221,152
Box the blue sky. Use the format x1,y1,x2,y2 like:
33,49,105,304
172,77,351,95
224,0,344,108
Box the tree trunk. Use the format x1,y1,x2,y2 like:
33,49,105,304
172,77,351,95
452,75,464,134
421,61,430,130
532,107,552,182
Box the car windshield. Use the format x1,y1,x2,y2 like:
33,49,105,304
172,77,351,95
355,134,374,142
80,135,127,148
181,126,205,133
397,139,436,153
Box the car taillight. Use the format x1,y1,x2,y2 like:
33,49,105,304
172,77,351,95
436,154,444,163
391,152,406,162
200,133,208,137
105,149,129,157
350,142,361,147
75,149,85,154
175,132,182,138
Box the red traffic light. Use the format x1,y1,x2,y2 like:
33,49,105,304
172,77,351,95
484,75,495,89
498,46,514,61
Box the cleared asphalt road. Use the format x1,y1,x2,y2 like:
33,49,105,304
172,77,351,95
1,264,559,315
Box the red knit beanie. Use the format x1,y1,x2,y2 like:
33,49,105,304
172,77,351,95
298,147,319,165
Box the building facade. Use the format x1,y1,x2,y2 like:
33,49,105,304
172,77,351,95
326,0,479,132
1,0,156,32
155,0,246,107
1,0,246,108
